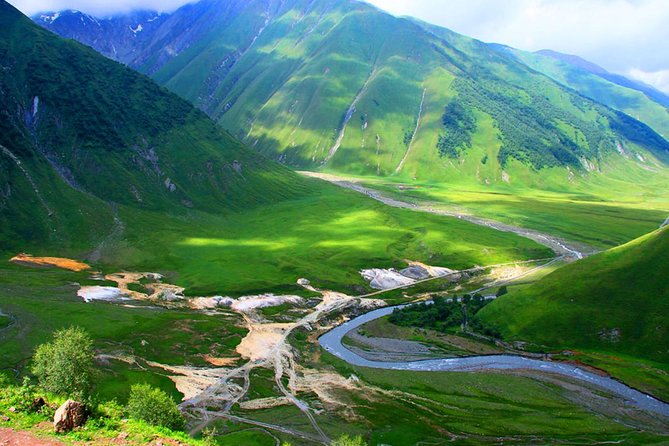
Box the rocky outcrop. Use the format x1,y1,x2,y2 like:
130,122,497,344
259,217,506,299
53,400,86,433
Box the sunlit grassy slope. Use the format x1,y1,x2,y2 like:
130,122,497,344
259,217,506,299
478,226,669,362
507,48,669,139
37,0,669,190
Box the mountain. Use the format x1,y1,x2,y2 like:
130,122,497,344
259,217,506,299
501,47,669,139
478,225,669,363
3,0,555,297
34,0,669,186
0,0,307,253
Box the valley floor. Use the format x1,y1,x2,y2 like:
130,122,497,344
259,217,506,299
1,173,668,445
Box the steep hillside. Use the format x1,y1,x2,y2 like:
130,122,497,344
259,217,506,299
1,0,307,253
504,47,669,140
35,0,669,187
478,225,669,363
2,0,553,296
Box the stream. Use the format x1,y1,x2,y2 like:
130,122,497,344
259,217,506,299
319,304,669,417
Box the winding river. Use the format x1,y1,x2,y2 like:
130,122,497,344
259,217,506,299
319,305,669,417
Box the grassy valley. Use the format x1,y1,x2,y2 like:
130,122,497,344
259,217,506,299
0,0,667,445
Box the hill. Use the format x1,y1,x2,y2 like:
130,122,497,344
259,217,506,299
1,0,552,297
34,0,669,188
478,225,669,363
0,0,307,254
503,47,669,140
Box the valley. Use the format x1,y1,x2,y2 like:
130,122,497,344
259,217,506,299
0,0,668,445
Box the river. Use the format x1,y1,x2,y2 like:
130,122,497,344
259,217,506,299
319,304,669,417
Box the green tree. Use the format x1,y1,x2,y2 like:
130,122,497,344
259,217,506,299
32,326,94,401
126,384,185,430
331,435,367,446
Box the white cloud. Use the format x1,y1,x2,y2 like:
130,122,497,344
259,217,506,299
367,0,669,85
7,0,194,16
629,68,669,94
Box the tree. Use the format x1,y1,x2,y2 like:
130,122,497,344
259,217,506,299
331,435,367,446
32,326,94,401
126,384,185,430
496,286,508,297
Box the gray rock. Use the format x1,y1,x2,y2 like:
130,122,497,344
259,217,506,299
53,400,86,433
398,265,430,280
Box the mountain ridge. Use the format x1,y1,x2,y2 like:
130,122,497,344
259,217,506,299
32,0,669,188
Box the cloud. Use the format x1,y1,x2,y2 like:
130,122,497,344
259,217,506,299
7,0,195,16
367,0,669,89
629,68,669,94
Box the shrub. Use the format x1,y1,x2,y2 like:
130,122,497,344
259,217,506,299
126,384,185,430
32,326,95,401
331,435,367,446
0,375,37,413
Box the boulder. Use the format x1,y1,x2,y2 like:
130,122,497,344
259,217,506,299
53,399,86,433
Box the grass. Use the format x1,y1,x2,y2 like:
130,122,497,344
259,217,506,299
90,180,551,297
313,353,669,444
478,226,669,397
324,166,669,249
0,263,246,402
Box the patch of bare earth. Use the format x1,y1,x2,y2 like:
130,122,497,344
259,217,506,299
0,428,64,446
9,254,90,272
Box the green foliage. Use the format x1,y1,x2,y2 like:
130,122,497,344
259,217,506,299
496,285,508,297
126,384,185,430
331,435,367,446
389,294,490,332
0,375,37,413
32,326,94,401
437,100,476,158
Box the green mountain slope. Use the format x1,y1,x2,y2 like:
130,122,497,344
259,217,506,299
0,0,306,253
505,47,669,140
35,0,669,189
1,0,551,296
478,225,669,363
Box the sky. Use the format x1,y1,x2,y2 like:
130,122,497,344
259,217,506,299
8,0,669,93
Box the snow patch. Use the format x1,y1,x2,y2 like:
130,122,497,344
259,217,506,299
130,24,143,34
190,294,302,312
361,269,415,290
32,96,39,117
40,12,60,23
78,286,128,303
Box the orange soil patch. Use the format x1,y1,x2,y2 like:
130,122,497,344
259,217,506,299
202,355,239,367
10,253,90,272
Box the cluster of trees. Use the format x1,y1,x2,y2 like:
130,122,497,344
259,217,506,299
436,100,477,159
389,294,491,333
440,75,619,170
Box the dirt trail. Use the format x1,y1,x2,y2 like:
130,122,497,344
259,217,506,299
300,171,593,259
0,428,64,445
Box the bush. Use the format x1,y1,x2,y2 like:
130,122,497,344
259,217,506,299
126,384,185,430
331,435,367,446
32,326,95,401
0,375,37,413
